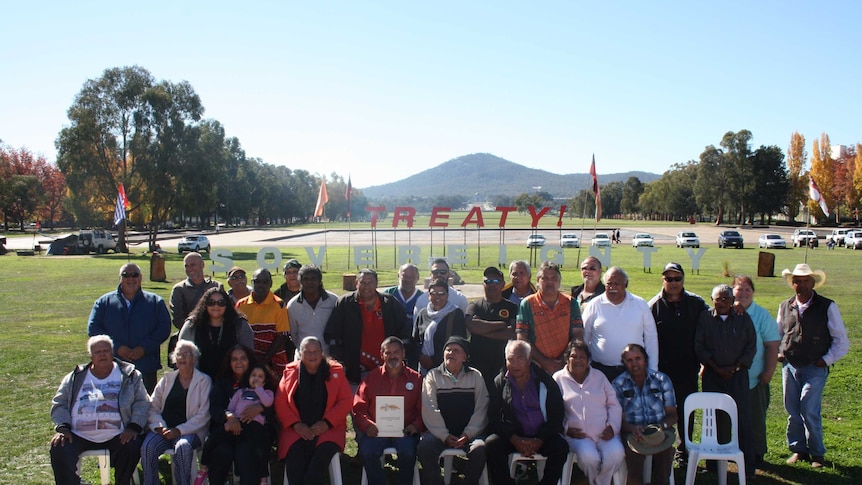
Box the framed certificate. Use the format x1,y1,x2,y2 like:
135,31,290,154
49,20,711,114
376,396,405,437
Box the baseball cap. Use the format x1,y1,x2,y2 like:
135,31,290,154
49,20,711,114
662,262,684,276
483,266,505,279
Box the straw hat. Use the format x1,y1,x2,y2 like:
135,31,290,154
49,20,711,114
626,424,676,455
781,263,826,289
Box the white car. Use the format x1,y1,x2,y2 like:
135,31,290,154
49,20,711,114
758,234,787,249
845,231,862,250
560,233,580,248
178,234,211,253
592,233,611,247
675,231,700,248
526,234,546,248
631,233,654,247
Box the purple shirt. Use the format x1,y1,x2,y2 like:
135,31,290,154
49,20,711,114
506,368,544,437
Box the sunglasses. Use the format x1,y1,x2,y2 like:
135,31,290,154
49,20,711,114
252,278,272,284
121,272,141,278
713,296,731,302
429,291,447,296
483,278,502,285
206,299,228,307
663,276,683,282
229,274,246,280
430,269,449,276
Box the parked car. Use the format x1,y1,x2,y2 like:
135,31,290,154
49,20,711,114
844,230,862,250
526,234,546,248
718,230,744,249
675,231,700,248
758,234,787,249
592,233,611,247
792,229,819,248
826,228,851,246
77,229,118,254
178,234,211,253
631,233,654,247
560,233,580,248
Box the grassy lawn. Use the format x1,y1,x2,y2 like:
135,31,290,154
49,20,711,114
1,232,859,484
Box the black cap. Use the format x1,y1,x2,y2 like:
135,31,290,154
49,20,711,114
483,266,504,279
444,336,470,356
662,262,684,276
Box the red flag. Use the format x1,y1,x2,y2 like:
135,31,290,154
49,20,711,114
345,175,353,219
590,155,602,221
314,179,329,218
809,177,830,217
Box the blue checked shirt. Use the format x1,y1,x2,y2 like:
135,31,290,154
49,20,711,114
612,370,676,426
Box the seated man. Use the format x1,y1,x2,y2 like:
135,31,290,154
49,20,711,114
418,337,489,485
486,340,568,485
353,336,425,485
50,335,150,485
613,344,678,485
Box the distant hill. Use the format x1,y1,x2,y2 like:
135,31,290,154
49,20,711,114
361,153,660,199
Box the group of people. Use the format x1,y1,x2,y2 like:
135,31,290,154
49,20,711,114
49,251,848,485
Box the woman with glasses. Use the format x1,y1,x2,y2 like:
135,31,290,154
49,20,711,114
142,340,212,485
179,287,254,378
413,278,467,374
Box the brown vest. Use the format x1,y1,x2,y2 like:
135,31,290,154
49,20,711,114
779,292,832,367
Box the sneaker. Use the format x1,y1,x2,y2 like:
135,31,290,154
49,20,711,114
811,456,826,468
193,469,208,485
786,452,810,464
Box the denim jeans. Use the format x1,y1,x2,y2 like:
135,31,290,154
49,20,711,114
358,434,419,485
782,362,829,456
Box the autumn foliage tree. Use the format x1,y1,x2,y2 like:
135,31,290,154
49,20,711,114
0,144,66,231
786,131,807,222
808,133,834,221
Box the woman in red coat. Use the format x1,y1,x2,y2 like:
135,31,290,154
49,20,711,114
276,336,352,485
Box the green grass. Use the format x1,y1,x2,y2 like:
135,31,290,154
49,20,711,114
1,234,859,484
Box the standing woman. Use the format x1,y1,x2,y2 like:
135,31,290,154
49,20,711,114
179,287,253,378
413,278,467,374
553,340,624,485
277,336,353,485
142,340,211,485
733,275,780,468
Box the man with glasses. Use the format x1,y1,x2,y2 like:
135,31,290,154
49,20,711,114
648,262,707,466
582,267,658,382
516,261,583,375
236,268,292,375
88,263,171,392
502,260,536,306
466,267,518,390
412,258,468,318
695,284,757,480
570,256,605,310
274,258,303,303
226,266,252,304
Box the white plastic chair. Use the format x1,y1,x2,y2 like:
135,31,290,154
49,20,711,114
560,450,628,485
284,452,342,485
360,446,420,485
440,448,489,485
77,449,111,485
683,392,746,485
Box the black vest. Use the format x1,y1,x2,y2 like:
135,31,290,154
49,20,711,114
779,292,833,367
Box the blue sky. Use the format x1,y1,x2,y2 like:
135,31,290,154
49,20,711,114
3,1,860,189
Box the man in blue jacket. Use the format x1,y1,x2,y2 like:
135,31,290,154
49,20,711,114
88,263,171,393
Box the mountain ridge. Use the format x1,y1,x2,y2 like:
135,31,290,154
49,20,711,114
361,153,660,199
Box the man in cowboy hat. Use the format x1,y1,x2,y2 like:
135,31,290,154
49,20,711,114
778,263,849,469
613,343,677,485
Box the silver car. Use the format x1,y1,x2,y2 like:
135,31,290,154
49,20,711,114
758,234,786,249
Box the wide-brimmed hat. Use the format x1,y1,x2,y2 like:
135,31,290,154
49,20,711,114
781,263,826,289
626,425,676,455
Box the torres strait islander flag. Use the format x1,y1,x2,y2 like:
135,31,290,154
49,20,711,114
809,177,830,217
